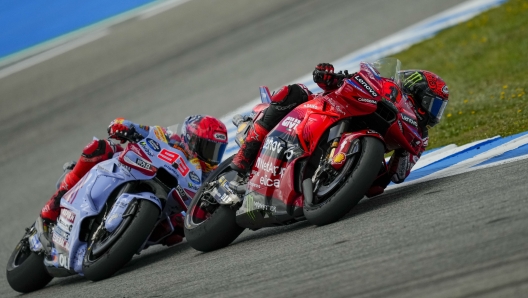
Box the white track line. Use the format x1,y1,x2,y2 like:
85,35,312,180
0,30,109,80
0,0,195,76
430,134,528,176
139,0,192,19
387,135,528,190
411,137,499,171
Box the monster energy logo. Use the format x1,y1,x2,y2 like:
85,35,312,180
404,72,422,88
246,194,256,221
245,195,277,221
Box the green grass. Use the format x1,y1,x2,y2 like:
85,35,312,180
395,0,528,148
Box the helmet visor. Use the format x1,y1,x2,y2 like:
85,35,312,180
196,138,227,165
422,95,448,126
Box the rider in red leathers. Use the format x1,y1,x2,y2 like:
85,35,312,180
230,63,449,197
40,115,228,246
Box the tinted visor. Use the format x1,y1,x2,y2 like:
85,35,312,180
196,138,227,165
422,95,448,127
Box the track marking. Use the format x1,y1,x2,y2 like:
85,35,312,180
139,0,192,19
0,30,109,80
0,0,195,77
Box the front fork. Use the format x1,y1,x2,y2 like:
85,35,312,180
311,121,350,192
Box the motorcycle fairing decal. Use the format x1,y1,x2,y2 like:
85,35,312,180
235,191,293,229
351,74,379,98
56,208,75,235
332,84,377,116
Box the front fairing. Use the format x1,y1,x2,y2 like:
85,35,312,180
52,127,201,274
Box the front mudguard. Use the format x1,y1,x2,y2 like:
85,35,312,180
104,192,162,233
330,129,385,171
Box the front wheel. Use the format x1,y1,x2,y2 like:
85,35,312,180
304,137,385,226
184,155,245,252
82,200,159,281
6,226,53,293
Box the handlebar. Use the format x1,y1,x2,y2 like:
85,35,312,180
313,69,351,85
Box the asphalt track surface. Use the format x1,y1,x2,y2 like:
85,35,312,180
1,0,526,297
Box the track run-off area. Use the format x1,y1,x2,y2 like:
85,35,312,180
0,0,526,297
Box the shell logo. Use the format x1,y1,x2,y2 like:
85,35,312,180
333,152,346,164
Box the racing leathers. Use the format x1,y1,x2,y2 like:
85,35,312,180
230,63,429,197
40,118,217,246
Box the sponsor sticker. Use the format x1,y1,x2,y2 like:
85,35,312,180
146,138,161,152
333,152,346,164
255,157,285,176
138,143,154,157
442,85,449,95
52,232,69,249
136,158,152,170
259,175,280,188
281,117,301,131
214,132,227,141
59,254,70,269
262,138,284,154
154,126,167,143
303,103,319,109
175,185,188,200
353,75,378,97
189,171,200,184
187,182,199,191
357,97,377,105
401,114,418,127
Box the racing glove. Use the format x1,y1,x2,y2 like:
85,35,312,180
313,63,340,91
107,118,139,143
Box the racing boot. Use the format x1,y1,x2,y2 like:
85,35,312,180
228,122,269,197
40,187,69,223
230,121,268,173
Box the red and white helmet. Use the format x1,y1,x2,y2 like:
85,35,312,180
182,115,228,165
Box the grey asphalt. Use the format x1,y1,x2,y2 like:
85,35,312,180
1,0,526,297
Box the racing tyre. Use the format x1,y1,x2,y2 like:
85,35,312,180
6,227,53,293
83,199,159,281
304,137,384,226
184,155,245,252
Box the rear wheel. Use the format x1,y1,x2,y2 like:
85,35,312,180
82,199,159,281
184,155,245,252
6,226,53,293
304,137,385,226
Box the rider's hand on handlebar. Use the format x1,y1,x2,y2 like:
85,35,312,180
108,119,138,143
313,63,342,89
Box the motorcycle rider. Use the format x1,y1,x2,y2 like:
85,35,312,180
230,62,449,197
40,115,228,246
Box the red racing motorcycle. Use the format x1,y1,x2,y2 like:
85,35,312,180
184,58,425,252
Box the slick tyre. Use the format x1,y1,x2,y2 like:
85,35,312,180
6,238,53,293
304,137,385,226
83,200,159,281
184,155,245,252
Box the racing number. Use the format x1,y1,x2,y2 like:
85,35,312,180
158,149,190,176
